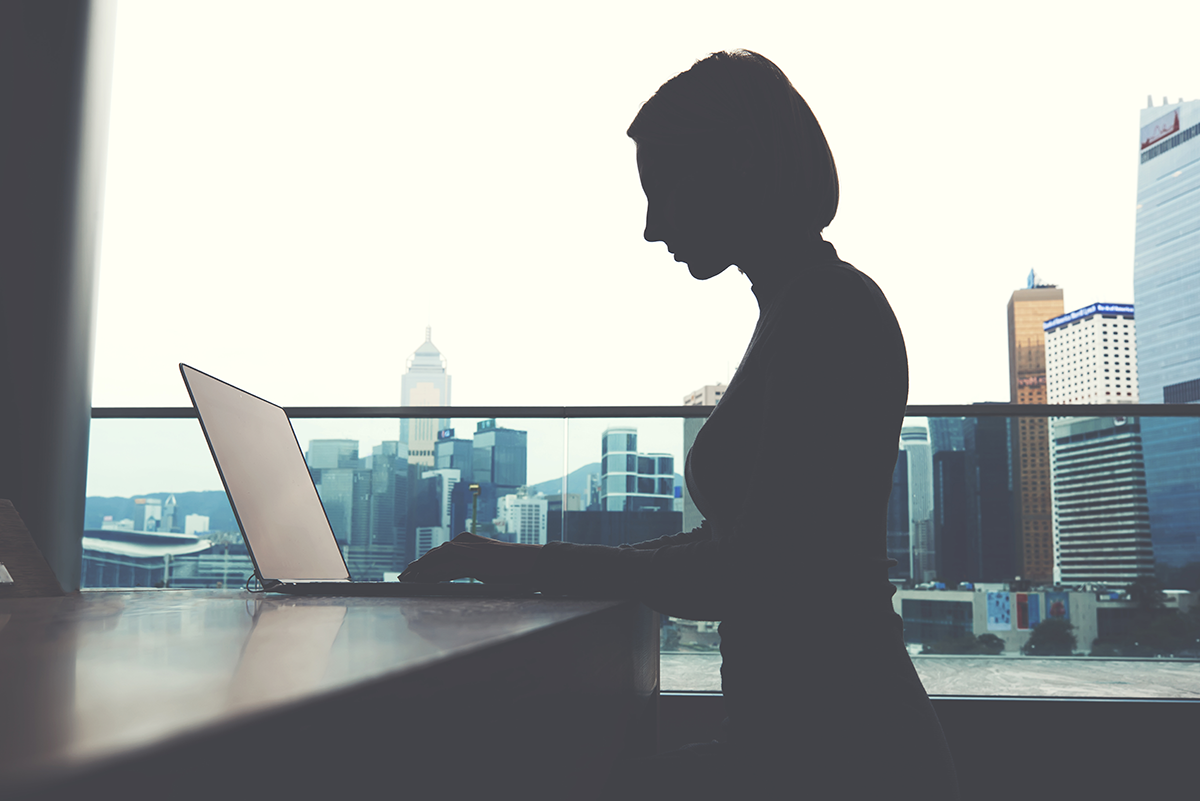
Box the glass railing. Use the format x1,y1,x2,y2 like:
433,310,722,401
85,403,1200,698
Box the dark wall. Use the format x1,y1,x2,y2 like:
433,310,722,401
660,693,1198,800
0,1,116,590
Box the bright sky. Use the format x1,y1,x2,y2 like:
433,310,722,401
87,0,1200,495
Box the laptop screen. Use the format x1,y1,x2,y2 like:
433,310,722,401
181,365,351,582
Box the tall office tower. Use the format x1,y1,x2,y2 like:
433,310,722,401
497,488,549,545
1044,303,1138,404
599,426,676,513
901,423,935,582
411,468,461,560
400,327,451,467
1050,417,1154,587
886,450,911,580
471,419,527,491
933,450,972,587
305,440,359,470
1133,98,1200,569
683,384,727,406
313,465,373,547
972,412,1016,582
433,430,474,482
1007,274,1064,584
928,418,967,453
363,441,409,576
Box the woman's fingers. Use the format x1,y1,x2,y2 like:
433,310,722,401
399,544,463,583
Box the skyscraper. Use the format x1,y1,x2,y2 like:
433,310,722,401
1007,275,1064,583
411,467,461,560
1133,98,1200,569
400,326,451,467
1049,416,1154,587
901,423,935,582
972,412,1015,583
471,419,527,491
886,450,910,580
1045,304,1150,587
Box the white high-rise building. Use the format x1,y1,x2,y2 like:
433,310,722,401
184,514,210,536
1045,303,1152,586
1044,303,1138,404
497,488,548,545
683,384,727,406
901,423,935,582
401,327,451,467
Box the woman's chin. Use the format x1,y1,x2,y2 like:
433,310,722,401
686,260,733,280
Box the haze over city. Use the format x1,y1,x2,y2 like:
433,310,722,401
93,1,1200,413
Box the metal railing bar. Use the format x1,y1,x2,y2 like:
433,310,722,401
90,403,1200,420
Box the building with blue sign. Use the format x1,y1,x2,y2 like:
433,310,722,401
1044,303,1138,404
1133,98,1200,569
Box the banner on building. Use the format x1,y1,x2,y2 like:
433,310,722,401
1044,591,1070,622
1016,593,1029,629
1141,109,1180,150
1028,594,1041,628
987,591,1012,631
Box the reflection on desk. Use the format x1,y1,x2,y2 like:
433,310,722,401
0,590,657,801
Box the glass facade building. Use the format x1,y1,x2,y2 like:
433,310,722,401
1134,99,1200,568
599,426,675,513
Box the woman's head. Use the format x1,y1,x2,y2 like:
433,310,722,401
629,51,839,278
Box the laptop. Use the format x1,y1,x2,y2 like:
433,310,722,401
180,363,537,597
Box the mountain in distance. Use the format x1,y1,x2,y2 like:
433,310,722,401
529,462,600,497
84,490,238,533
528,463,685,499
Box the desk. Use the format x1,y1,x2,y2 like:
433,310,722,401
0,590,658,800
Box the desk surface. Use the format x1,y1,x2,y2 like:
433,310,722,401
0,590,650,795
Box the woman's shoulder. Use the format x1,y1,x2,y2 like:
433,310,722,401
775,256,884,315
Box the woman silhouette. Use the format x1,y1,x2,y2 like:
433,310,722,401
401,50,959,799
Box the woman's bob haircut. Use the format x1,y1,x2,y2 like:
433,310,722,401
627,50,839,235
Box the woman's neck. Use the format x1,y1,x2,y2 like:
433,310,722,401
736,232,829,298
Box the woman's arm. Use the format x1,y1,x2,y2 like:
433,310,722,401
625,520,712,550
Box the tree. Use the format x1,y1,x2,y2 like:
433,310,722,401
974,634,1005,655
1023,618,1077,656
1127,576,1167,610
922,633,1005,655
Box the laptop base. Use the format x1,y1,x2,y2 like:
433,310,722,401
266,580,539,598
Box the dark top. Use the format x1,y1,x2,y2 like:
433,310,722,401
533,238,915,739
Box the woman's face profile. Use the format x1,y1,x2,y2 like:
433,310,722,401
636,142,738,281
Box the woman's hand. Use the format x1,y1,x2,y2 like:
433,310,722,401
398,531,542,584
